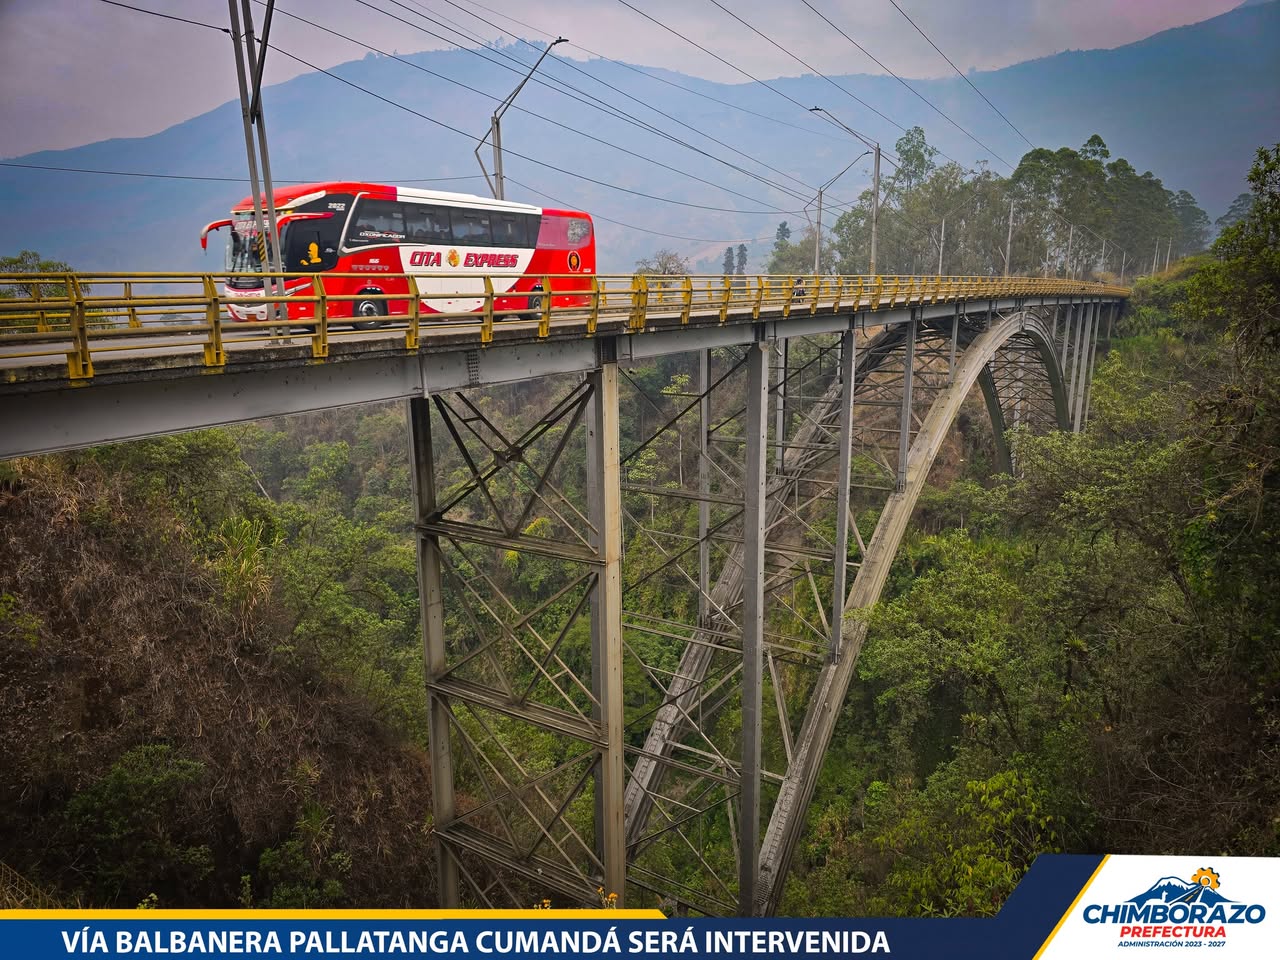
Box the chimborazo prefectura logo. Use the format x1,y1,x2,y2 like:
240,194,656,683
1083,867,1265,941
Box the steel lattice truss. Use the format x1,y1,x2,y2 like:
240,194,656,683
411,300,1112,914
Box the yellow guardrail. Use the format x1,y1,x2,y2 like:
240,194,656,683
0,272,1128,383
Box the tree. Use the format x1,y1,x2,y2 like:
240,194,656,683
722,246,735,276
1214,192,1252,235
767,225,833,275
889,126,938,198
1170,189,1211,256
634,249,692,275
736,244,748,275
0,250,76,299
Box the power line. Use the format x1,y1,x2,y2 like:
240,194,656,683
266,43,807,216
424,0,820,199
451,0,858,147
701,0,908,138
796,0,1012,169
0,160,488,186
362,0,822,204
506,177,775,245
96,0,228,33
884,0,1035,150
610,0,859,136
266,2,804,213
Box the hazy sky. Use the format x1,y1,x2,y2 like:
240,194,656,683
0,0,1244,157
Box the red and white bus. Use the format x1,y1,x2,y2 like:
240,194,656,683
200,181,595,326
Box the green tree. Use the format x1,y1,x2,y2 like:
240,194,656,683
736,243,748,275
635,249,691,275
0,250,76,299
1214,191,1252,235
722,246,734,275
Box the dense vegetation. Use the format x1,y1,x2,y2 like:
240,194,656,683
1,144,1276,913
781,143,1280,915
766,132,1210,281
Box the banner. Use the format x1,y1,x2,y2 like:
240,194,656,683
3,855,1275,960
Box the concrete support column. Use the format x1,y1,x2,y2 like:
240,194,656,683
586,362,626,903
409,396,459,907
896,312,917,491
739,338,770,914
830,328,857,660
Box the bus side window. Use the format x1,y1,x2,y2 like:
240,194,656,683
405,204,451,243
346,199,405,246
491,214,527,247
451,210,492,246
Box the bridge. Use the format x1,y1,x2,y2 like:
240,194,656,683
0,271,1126,914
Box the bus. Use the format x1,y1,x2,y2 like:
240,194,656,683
200,181,595,326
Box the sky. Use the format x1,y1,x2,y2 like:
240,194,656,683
0,0,1244,158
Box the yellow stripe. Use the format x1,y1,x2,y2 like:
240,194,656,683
1032,854,1110,960
0,909,664,920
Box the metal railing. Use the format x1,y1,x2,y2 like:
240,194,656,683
0,272,1128,382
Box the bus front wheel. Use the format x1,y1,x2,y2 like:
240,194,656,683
352,292,388,330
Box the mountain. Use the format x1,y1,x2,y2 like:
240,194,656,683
1129,877,1233,906
2,2,1277,275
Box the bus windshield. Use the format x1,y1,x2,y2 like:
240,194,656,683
226,214,264,278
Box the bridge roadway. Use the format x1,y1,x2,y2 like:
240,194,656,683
0,272,1123,460
0,271,1127,914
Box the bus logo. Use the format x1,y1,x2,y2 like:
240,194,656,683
568,251,581,272
447,249,460,268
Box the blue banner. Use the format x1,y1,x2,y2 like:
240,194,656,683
3,855,1276,960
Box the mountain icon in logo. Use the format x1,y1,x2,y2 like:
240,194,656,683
1128,869,1233,907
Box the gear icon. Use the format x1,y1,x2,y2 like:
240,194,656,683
1191,867,1221,889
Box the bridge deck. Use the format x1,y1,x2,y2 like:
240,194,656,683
1,272,1126,393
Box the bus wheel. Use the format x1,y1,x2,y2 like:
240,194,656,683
352,292,388,329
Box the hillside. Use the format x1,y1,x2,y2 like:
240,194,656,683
1,2,1275,274
0,446,437,908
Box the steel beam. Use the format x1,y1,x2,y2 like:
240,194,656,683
586,361,627,902
830,328,856,660
698,349,711,627
1080,301,1102,429
896,311,917,491
1072,300,1097,432
409,396,459,907
738,337,769,914
948,303,959,384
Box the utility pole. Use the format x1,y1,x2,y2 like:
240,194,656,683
1151,237,1160,275
1120,250,1127,285
1004,200,1015,277
1099,237,1106,278
808,150,866,275
228,0,284,324
1065,222,1073,279
1164,237,1173,271
813,188,823,275
810,107,880,275
870,143,880,275
937,216,945,275
476,38,566,200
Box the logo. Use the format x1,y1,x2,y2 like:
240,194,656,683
1082,867,1266,941
446,249,460,268
567,250,581,272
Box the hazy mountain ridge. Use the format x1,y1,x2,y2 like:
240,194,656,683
2,2,1276,274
